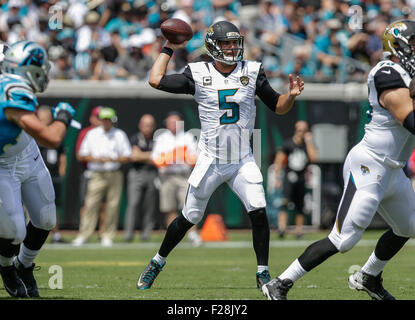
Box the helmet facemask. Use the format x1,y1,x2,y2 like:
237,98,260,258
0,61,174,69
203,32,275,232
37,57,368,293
205,33,244,65
393,37,415,77
23,63,51,93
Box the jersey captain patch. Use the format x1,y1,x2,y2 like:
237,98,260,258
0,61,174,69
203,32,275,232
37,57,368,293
203,76,212,86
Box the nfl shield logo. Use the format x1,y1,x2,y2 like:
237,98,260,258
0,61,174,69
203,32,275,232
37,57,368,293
240,76,249,86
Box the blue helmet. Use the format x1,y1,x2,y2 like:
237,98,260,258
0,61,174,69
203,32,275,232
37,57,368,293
1,41,51,92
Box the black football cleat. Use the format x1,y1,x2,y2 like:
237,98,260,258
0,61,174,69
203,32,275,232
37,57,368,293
348,270,395,300
0,265,29,298
14,258,39,298
262,277,293,300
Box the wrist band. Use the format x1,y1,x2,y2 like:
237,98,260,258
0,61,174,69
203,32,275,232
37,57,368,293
161,46,174,57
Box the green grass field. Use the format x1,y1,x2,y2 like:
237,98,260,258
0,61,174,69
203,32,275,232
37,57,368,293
2,229,415,300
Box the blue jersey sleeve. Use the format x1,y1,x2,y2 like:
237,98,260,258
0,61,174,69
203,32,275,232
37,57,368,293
4,86,38,112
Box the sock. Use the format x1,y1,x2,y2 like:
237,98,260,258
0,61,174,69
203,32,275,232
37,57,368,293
248,208,270,266
374,229,409,260
298,237,338,271
361,251,388,277
279,259,307,282
158,215,194,257
257,265,268,273
17,244,39,268
153,253,166,266
0,255,14,267
24,222,50,250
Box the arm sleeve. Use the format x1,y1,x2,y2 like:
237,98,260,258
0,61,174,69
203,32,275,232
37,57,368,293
255,64,280,112
374,67,407,96
157,66,195,95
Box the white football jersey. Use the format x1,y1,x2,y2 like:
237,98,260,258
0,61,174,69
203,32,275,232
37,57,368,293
188,60,261,162
363,60,415,166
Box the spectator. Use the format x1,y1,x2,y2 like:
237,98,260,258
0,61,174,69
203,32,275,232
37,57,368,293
76,11,111,53
124,114,158,242
172,0,194,25
116,34,154,80
75,106,105,232
49,50,75,80
74,49,103,80
104,2,136,41
151,112,201,246
282,45,317,80
73,107,131,247
255,0,287,46
36,105,68,244
97,45,129,80
149,1,175,29
274,121,318,239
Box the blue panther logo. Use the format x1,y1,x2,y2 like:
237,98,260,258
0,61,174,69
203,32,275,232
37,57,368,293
20,48,44,67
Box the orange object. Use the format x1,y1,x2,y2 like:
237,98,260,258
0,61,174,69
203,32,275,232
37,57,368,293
200,214,229,242
153,146,197,168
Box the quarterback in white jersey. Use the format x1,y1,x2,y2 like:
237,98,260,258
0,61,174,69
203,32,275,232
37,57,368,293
136,20,304,293
0,41,75,298
263,20,415,301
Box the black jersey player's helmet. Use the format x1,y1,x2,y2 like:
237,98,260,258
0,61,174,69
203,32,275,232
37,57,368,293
383,19,415,77
205,20,244,65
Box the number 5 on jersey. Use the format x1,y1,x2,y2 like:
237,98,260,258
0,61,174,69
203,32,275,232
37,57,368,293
218,89,239,124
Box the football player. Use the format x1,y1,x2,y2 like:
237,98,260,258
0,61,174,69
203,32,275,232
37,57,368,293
0,41,75,298
262,20,415,300
136,20,304,291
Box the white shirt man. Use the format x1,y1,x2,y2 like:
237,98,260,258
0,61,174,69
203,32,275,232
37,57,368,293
74,107,131,247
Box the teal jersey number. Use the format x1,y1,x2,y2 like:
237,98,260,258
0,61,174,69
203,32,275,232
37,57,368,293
218,88,239,124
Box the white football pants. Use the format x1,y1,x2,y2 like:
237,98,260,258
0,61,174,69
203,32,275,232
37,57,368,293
182,155,266,224
328,143,415,253
0,140,56,245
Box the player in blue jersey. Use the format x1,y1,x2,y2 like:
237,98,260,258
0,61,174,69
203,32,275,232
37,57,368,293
0,41,75,298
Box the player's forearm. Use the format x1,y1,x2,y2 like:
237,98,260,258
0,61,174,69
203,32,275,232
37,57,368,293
275,93,296,115
27,121,67,148
148,52,172,88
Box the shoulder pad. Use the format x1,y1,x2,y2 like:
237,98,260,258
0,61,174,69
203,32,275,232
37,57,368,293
374,65,407,93
5,85,38,112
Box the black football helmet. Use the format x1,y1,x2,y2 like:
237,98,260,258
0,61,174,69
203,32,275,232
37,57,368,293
205,21,244,65
383,19,415,77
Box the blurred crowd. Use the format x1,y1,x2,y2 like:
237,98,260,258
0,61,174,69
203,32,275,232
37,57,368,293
2,0,415,84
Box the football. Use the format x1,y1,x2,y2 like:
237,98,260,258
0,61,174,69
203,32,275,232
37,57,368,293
160,18,193,44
